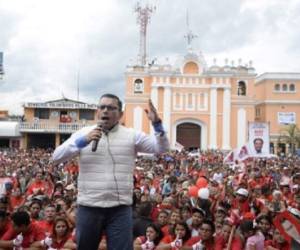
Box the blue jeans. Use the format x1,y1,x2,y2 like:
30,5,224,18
76,205,133,250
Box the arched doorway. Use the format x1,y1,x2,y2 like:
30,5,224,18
176,123,201,150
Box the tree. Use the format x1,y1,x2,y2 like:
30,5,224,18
278,124,300,154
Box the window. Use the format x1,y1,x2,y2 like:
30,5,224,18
282,84,288,91
134,79,144,93
255,108,261,117
237,81,246,96
34,109,49,119
289,84,295,92
79,110,94,120
274,84,280,91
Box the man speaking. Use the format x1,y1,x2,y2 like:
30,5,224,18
52,94,169,250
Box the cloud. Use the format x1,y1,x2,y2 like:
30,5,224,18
0,0,300,115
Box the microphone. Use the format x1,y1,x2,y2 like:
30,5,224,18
91,123,102,152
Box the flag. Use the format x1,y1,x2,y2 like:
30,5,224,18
174,141,184,152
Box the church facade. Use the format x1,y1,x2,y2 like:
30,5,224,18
123,51,300,153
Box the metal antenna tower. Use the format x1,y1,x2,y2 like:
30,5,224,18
135,1,155,66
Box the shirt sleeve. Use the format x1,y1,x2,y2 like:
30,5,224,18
134,130,169,154
52,127,89,164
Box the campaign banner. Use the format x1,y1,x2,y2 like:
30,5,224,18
278,112,296,124
248,122,270,156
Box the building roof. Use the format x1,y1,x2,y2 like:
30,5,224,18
23,97,97,110
0,121,21,137
256,72,300,84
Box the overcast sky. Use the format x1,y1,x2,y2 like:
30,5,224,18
0,0,300,115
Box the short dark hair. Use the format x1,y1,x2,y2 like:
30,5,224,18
202,219,215,233
11,211,30,227
100,94,122,111
253,138,264,144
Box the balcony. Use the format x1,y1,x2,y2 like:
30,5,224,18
19,121,94,133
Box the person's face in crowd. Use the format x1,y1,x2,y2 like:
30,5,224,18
258,218,271,234
157,212,168,226
191,212,203,227
281,185,290,195
174,224,186,239
133,188,141,200
254,139,263,153
154,193,162,204
35,171,43,181
0,166,6,177
199,223,214,241
146,226,158,242
30,203,41,218
253,187,262,198
55,220,68,237
140,194,150,202
181,209,191,221
221,224,232,241
97,96,122,131
170,211,181,225
273,229,286,244
215,209,226,221
13,188,21,197
55,199,68,213
45,206,56,222
237,194,247,202
253,168,261,178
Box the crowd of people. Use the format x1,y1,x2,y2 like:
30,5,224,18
0,147,299,249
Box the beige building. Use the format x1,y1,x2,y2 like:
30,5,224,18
19,98,97,148
124,51,300,153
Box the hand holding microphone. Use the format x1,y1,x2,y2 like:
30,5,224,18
85,124,103,152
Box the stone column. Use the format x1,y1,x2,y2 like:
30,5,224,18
222,87,231,149
163,86,171,137
209,87,217,149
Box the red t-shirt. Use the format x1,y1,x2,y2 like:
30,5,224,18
0,220,12,238
26,181,47,196
215,234,243,250
1,223,45,247
51,234,71,249
185,236,215,250
10,196,25,209
36,220,53,234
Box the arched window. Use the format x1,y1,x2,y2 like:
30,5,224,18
134,79,143,93
282,84,288,91
274,84,280,91
237,81,246,96
289,84,295,92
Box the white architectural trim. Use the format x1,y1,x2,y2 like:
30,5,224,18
256,73,300,84
152,83,232,89
209,87,217,149
185,93,196,111
197,92,208,111
150,86,158,108
172,119,208,150
222,88,231,149
237,108,246,148
256,100,300,105
173,92,183,110
133,106,143,132
163,86,171,136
